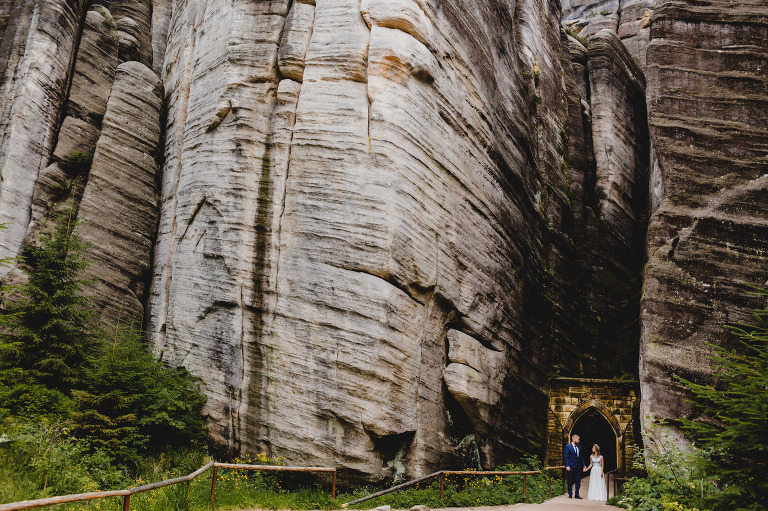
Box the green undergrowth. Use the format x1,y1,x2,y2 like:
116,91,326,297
0,446,563,511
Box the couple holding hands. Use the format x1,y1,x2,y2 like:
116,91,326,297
564,434,608,501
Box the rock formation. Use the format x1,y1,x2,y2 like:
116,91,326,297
561,0,656,69
0,1,163,327
640,0,768,436
0,0,766,485
0,0,90,268
77,62,163,323
149,0,584,480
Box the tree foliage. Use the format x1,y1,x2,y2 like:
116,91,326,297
0,204,95,394
0,208,206,470
676,287,768,510
73,323,206,460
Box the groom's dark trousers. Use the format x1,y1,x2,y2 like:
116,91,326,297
564,443,584,497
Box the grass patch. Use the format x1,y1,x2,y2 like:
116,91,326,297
0,446,563,511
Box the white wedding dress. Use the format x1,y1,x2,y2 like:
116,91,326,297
587,455,608,501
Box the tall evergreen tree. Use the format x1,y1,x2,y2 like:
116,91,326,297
677,288,768,510
0,202,95,393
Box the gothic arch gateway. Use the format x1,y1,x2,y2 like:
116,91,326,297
546,378,640,476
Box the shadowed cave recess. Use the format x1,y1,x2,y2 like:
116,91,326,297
0,0,766,484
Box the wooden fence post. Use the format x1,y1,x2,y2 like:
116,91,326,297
210,466,218,503
440,472,445,501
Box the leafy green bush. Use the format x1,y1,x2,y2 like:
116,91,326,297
607,433,712,511
676,287,768,510
610,287,768,511
0,208,208,506
73,323,206,463
0,419,128,502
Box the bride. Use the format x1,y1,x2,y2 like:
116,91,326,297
584,444,608,501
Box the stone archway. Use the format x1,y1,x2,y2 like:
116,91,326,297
570,405,620,473
546,378,640,476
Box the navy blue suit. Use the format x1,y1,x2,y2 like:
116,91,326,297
564,442,585,497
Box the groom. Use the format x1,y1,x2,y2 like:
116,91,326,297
564,433,585,499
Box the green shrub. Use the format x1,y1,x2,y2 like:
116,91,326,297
0,203,95,397
0,419,128,502
611,287,768,511
73,323,207,463
676,287,768,510
62,151,93,174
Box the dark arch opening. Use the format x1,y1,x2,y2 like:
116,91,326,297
571,407,617,473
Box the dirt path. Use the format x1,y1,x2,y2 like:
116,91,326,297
511,476,622,510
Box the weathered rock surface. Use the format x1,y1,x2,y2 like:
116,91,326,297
561,0,656,69
107,0,153,67
582,29,648,376
16,5,119,266
617,0,654,68
443,329,506,446
151,0,172,77
640,0,768,435
67,8,119,125
589,30,648,238
77,61,163,325
0,0,14,45
277,1,314,82
1,0,766,487
149,0,578,480
0,0,88,273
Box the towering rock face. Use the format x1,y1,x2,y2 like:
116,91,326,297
0,0,89,268
561,0,656,68
1,0,765,486
0,1,164,326
557,30,649,377
148,0,586,479
77,62,163,323
640,0,768,435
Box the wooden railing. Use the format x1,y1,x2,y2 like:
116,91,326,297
604,468,628,498
0,463,337,511
1,463,569,511
341,466,567,507
544,465,566,499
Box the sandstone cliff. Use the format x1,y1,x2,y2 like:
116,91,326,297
0,0,164,323
640,0,768,436
149,0,583,479
1,0,766,484
562,0,656,68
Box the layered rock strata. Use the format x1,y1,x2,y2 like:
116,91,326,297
640,0,768,434
1,0,764,486
0,0,89,270
25,6,119,239
0,1,163,329
584,30,648,375
561,0,656,69
77,62,163,324
149,0,582,480
553,29,648,377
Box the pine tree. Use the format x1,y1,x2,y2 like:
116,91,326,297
73,323,206,461
0,202,95,394
677,287,768,510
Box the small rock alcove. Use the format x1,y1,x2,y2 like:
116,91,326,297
545,378,640,476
